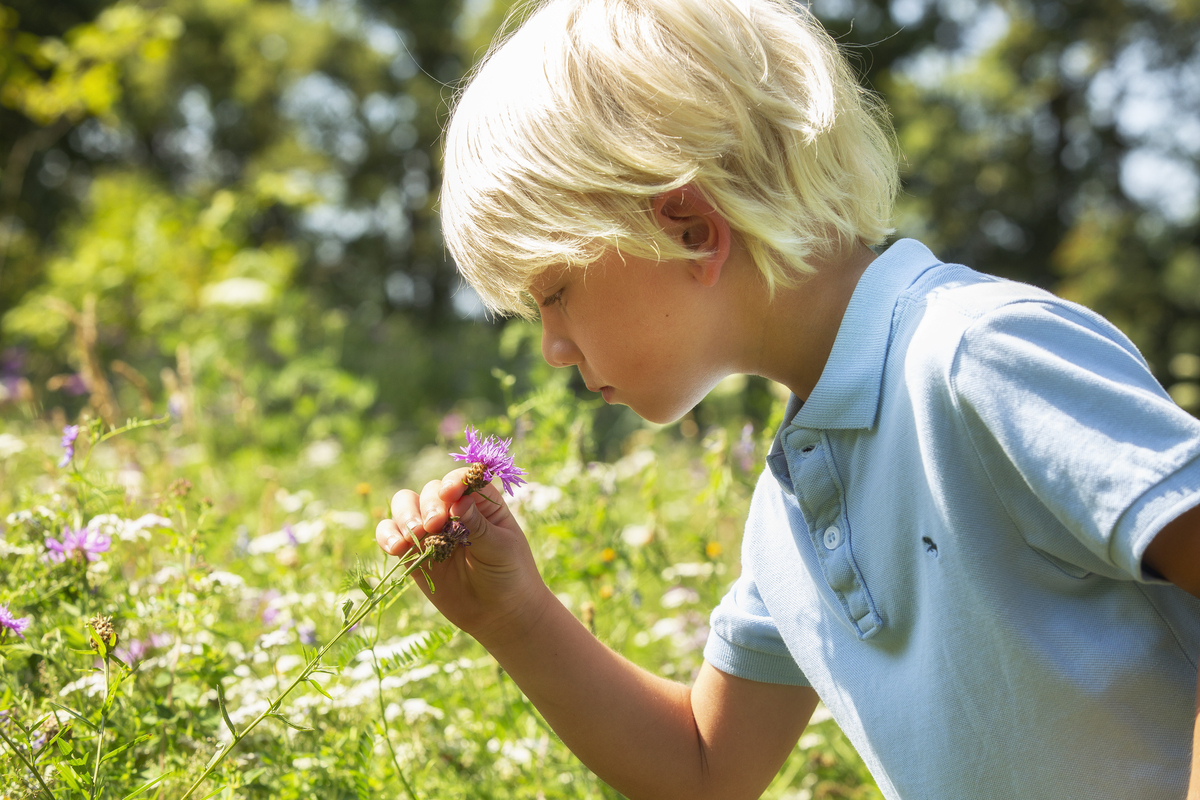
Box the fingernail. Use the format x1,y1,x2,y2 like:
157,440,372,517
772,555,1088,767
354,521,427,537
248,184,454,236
385,534,402,552
405,519,419,536
424,511,437,526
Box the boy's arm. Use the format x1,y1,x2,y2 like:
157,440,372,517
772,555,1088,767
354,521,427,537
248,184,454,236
487,587,817,800
376,469,817,800
1142,502,1200,800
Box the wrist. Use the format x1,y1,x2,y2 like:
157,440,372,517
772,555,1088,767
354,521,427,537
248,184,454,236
471,580,558,656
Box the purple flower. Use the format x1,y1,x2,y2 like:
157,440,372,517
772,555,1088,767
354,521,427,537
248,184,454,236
115,639,148,665
44,526,111,563
438,412,466,440
58,424,80,468
451,426,527,496
297,622,317,645
63,374,88,396
0,604,31,639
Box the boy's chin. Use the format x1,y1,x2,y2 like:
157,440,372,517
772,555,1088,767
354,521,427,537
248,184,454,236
629,398,704,426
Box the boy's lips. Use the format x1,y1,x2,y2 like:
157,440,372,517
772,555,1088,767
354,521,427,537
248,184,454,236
586,383,614,402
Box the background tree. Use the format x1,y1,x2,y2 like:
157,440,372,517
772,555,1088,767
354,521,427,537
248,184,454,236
1,0,1197,453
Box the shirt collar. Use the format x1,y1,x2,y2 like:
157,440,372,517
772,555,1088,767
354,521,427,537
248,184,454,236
792,238,942,431
765,239,942,486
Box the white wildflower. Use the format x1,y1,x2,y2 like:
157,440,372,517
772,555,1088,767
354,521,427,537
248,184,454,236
508,482,563,514
275,654,303,674
0,433,27,459
400,698,444,723
275,489,313,514
60,673,107,698
201,277,273,308
201,571,246,589
614,449,655,479
661,586,700,609
328,510,368,530
661,562,714,580
258,629,294,650
302,439,341,469
621,523,654,548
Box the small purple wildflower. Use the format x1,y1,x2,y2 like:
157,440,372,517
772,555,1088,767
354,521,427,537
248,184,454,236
44,526,111,563
451,426,527,496
297,622,317,645
116,639,148,665
0,604,31,639
58,424,81,468
64,374,88,396
733,422,757,472
438,412,466,440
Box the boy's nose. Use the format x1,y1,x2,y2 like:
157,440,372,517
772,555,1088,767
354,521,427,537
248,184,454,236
541,327,583,368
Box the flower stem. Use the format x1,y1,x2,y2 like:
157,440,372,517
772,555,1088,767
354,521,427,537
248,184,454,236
177,548,436,800
0,724,55,800
89,657,111,799
372,604,420,800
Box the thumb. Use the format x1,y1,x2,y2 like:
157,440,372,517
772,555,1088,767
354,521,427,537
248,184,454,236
449,493,498,544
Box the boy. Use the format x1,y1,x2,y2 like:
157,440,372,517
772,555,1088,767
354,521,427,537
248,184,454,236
375,0,1200,797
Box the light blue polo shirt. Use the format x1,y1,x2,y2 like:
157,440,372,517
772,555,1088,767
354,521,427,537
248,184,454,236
704,239,1200,800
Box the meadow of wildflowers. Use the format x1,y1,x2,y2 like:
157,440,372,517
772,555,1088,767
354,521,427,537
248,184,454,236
0,378,881,799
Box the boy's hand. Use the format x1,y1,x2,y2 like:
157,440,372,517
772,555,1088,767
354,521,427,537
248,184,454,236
374,468,551,646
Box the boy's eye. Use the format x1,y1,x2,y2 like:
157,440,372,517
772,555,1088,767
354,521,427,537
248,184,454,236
540,289,563,307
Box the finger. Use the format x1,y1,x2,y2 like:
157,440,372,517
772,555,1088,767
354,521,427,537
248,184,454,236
419,478,450,533
438,468,507,519
448,492,495,543
436,467,473,505
375,518,410,556
389,487,423,533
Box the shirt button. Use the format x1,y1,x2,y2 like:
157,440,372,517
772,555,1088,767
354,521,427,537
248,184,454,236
823,525,843,550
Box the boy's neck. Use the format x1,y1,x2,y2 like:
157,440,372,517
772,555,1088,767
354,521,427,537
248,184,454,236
735,241,877,401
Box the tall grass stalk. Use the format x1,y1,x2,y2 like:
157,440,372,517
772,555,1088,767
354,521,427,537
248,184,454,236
176,544,440,800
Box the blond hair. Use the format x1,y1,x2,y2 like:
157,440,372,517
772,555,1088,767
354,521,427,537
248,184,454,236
441,0,899,318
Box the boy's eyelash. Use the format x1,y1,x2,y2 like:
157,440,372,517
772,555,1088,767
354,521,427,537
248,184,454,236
540,289,563,307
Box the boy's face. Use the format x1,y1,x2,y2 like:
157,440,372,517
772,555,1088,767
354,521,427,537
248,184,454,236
531,248,731,424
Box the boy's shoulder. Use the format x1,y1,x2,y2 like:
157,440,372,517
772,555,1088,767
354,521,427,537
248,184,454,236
891,252,1149,379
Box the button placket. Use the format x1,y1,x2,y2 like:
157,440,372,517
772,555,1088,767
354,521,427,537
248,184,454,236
785,430,883,640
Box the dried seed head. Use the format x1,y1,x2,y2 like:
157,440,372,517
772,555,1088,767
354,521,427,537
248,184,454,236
463,462,489,494
88,614,118,651
169,478,193,498
41,713,68,741
424,533,456,563
424,520,472,563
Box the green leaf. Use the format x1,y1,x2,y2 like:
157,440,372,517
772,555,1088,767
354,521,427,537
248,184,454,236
87,626,107,658
203,741,227,770
100,733,151,764
49,702,98,732
268,712,314,732
304,678,333,701
119,771,175,800
214,682,237,737
60,762,83,791
342,599,354,622
353,729,373,800
358,575,374,595
375,625,456,674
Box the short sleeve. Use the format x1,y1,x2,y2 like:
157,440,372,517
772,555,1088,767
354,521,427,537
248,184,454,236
705,566,810,686
949,299,1200,580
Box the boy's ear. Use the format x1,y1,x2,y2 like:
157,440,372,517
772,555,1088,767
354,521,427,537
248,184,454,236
652,185,732,288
